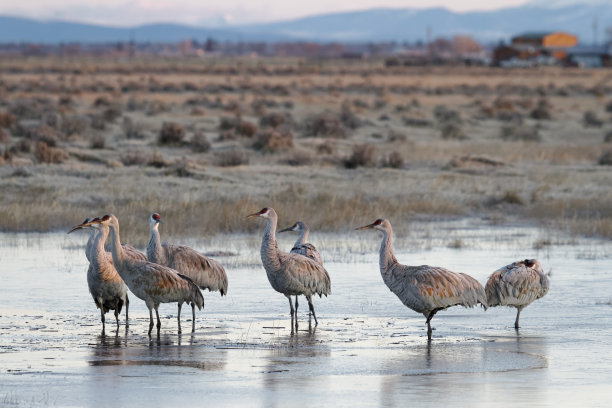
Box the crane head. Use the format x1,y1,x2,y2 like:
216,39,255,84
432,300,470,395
523,259,543,272
67,217,95,234
247,207,274,219
279,221,299,233
149,213,162,228
355,218,387,231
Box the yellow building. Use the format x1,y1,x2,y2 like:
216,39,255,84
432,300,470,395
511,31,578,60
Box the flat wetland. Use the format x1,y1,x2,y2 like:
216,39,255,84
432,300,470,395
1,222,612,407
1,57,612,406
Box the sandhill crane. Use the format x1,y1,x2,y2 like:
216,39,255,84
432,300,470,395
279,220,323,318
357,218,488,340
248,208,331,329
279,221,323,265
485,259,549,329
83,215,204,335
68,218,129,332
147,213,228,297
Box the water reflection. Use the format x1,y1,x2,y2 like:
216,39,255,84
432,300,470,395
379,335,549,407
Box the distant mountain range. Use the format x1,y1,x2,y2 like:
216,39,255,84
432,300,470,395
1,1,611,44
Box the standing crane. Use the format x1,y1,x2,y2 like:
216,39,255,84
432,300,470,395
82,215,204,335
485,259,549,329
147,213,228,296
68,217,129,332
279,221,323,265
356,218,488,340
279,220,323,319
248,208,331,329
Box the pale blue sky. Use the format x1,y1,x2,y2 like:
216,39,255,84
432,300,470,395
1,0,533,26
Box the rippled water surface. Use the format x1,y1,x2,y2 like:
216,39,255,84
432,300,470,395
1,222,611,407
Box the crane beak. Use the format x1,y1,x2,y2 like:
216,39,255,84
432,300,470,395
67,225,85,234
355,223,375,230
278,223,296,233
246,213,259,218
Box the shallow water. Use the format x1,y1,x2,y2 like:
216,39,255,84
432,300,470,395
1,222,611,407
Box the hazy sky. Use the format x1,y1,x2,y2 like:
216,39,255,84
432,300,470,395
1,0,533,26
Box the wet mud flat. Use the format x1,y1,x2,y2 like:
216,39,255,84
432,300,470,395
1,226,612,407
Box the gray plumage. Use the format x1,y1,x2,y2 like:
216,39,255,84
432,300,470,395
68,218,129,332
357,218,488,340
248,208,331,328
279,221,323,265
485,259,549,329
147,213,228,296
85,215,204,335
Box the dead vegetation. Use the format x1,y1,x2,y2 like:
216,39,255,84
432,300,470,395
0,57,611,238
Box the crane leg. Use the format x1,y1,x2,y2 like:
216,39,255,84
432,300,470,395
125,295,129,327
114,299,120,328
307,296,318,326
426,310,440,340
286,295,297,331
514,308,521,329
177,303,182,334
155,305,161,333
100,306,106,333
191,303,196,333
295,296,299,315
148,308,154,336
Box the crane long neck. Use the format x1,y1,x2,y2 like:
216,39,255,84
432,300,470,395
379,228,398,275
295,227,309,246
108,223,126,267
261,215,281,271
85,229,95,262
91,226,109,270
147,225,165,264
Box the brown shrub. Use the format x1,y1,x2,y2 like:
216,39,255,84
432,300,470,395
403,117,432,127
316,140,335,155
286,151,313,166
147,151,168,168
344,144,375,169
500,125,541,142
599,151,612,166
236,121,258,138
441,123,467,140
604,131,612,143
0,128,11,145
259,112,293,129
530,99,552,120
215,150,250,167
302,113,347,138
0,112,16,128
380,151,404,169
120,150,148,166
434,105,463,125
35,141,66,164
122,118,146,139
103,105,122,122
93,96,112,107
90,135,106,149
219,116,240,131
340,103,361,129
12,139,32,154
90,114,106,130
158,122,186,146
254,129,294,153
190,131,211,153
61,115,89,136
584,111,603,128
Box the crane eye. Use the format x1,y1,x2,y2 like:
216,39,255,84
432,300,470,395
374,219,383,225
101,215,111,221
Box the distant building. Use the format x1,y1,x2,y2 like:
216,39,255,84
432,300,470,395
493,31,579,66
567,44,612,68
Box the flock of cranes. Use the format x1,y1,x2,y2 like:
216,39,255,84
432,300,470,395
68,207,549,340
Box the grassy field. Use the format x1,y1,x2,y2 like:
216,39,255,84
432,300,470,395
1,56,611,245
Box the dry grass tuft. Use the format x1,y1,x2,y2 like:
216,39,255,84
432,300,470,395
158,122,186,146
